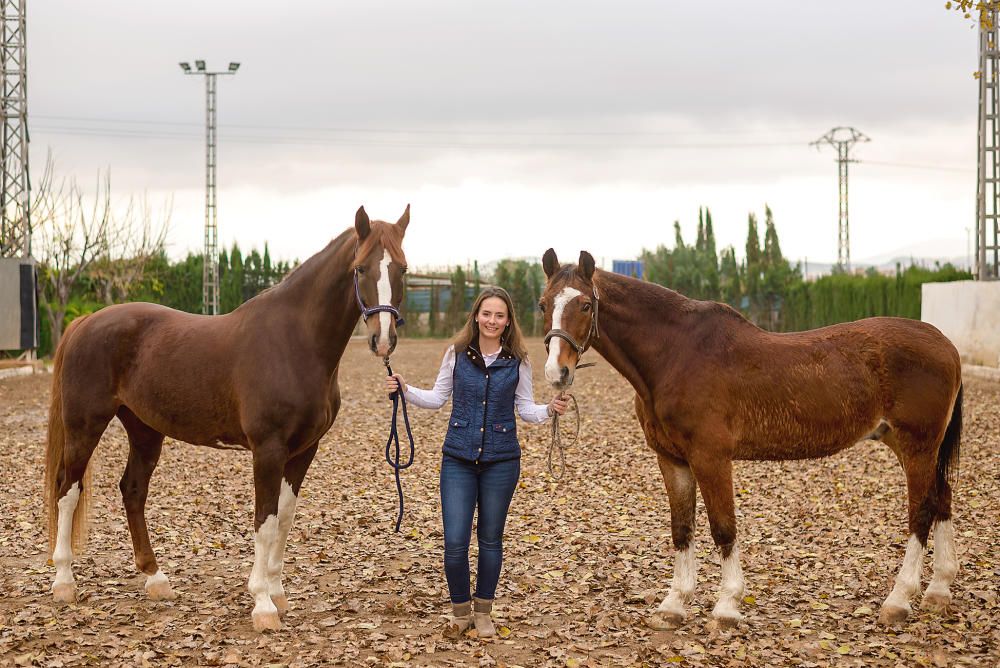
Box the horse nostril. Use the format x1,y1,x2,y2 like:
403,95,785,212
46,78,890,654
370,334,378,350
560,366,569,382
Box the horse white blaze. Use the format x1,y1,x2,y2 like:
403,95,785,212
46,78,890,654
925,520,958,600
52,482,81,590
544,287,582,384
248,514,281,621
376,250,393,349
267,479,297,602
883,534,924,612
712,542,746,621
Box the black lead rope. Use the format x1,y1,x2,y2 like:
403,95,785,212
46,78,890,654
383,357,415,532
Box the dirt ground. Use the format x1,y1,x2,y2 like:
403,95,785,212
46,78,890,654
1,338,998,667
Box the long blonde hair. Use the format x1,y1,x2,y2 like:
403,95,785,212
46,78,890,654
450,287,529,361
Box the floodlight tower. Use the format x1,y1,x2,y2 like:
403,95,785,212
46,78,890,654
976,8,1000,280
180,60,240,315
812,127,870,271
1,0,30,259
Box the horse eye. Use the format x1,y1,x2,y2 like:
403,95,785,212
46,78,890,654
581,303,592,312
538,302,546,313
356,267,365,274
400,267,408,275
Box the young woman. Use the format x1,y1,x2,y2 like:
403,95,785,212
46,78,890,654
386,286,568,638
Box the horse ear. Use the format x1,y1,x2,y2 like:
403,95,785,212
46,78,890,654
542,248,559,279
396,204,410,233
578,251,596,281
355,206,371,240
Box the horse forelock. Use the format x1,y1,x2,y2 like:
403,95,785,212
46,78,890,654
357,220,406,267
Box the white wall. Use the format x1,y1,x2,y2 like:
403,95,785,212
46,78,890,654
922,280,1000,367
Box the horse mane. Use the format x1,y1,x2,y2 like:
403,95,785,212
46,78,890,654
592,268,754,328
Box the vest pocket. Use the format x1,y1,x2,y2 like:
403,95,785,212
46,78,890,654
491,420,517,450
450,418,469,428
492,421,515,433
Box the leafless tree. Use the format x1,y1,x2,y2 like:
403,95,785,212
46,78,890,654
33,158,112,350
89,194,171,305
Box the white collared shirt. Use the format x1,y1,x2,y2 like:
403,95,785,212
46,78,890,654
404,345,551,423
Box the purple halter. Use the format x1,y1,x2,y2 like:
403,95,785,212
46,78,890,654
354,267,405,327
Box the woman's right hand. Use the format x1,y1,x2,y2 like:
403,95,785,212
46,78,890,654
386,373,406,396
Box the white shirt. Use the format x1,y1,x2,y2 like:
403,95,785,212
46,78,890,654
404,345,552,423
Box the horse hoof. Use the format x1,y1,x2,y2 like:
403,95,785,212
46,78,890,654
878,603,910,625
146,580,177,601
52,583,76,603
647,610,685,629
922,590,951,613
271,594,289,615
712,611,743,629
252,610,282,632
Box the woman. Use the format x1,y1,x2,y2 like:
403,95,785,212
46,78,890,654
386,286,568,638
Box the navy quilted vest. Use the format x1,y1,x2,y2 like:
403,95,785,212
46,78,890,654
443,346,521,463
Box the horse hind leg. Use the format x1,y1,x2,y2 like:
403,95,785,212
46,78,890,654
117,408,174,601
879,440,937,624
648,454,698,629
922,386,962,613
50,415,111,603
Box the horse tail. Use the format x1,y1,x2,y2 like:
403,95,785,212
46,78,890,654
936,383,962,492
45,315,93,556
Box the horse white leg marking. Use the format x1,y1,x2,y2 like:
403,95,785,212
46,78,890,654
51,482,80,601
248,514,281,630
377,250,392,350
144,569,174,599
544,287,582,384
923,520,957,609
711,542,746,624
881,534,924,620
657,543,697,619
267,479,297,612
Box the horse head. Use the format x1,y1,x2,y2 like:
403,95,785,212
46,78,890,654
353,204,410,358
540,248,599,389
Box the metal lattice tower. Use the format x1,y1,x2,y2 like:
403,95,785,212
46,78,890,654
976,9,1000,280
812,127,870,270
0,0,29,259
180,60,240,315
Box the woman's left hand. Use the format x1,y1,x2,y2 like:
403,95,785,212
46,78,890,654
548,393,569,416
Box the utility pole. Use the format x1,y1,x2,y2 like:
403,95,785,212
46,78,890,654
1,0,30,259
976,8,1000,280
180,60,240,315
812,127,870,271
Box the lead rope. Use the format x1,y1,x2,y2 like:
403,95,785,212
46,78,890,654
383,357,415,532
546,361,595,481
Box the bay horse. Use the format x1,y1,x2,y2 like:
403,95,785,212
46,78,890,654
539,249,962,628
44,205,410,631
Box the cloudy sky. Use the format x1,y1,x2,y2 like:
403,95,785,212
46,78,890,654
29,1,976,271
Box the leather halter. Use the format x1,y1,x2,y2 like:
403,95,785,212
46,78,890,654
543,285,600,355
353,266,405,327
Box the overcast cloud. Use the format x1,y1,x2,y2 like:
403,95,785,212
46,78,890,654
28,1,977,269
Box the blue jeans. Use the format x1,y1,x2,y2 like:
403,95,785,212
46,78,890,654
440,454,520,603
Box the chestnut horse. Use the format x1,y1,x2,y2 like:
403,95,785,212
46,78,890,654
44,206,410,631
539,250,962,628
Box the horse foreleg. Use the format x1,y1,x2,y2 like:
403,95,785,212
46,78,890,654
648,454,698,629
118,411,173,600
691,455,744,627
248,443,288,632
267,443,319,615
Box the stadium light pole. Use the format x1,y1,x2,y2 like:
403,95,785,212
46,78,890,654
179,60,240,315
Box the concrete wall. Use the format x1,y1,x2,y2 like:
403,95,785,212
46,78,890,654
922,280,1000,367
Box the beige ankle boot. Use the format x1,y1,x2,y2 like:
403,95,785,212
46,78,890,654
443,600,472,638
473,597,495,637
